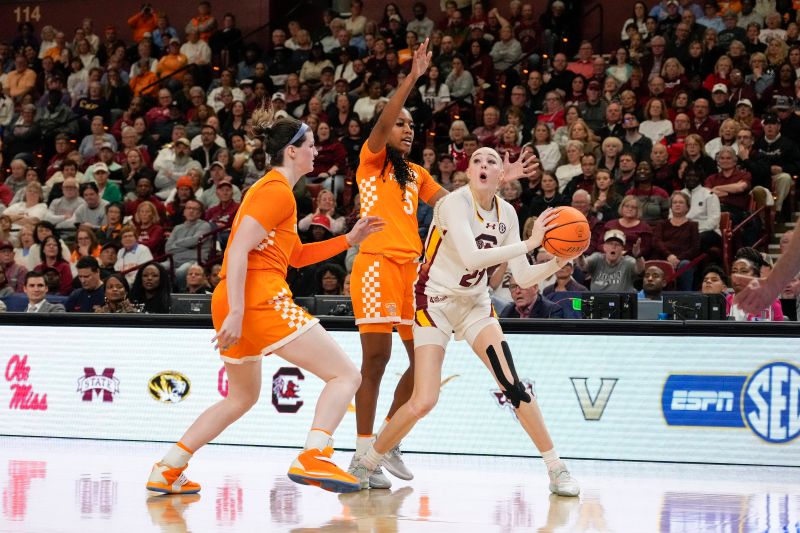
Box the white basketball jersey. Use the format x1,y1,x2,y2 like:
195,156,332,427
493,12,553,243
417,186,522,298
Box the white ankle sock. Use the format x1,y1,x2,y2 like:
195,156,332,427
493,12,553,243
162,443,193,468
361,446,384,470
355,435,373,456
304,429,332,451
541,449,564,471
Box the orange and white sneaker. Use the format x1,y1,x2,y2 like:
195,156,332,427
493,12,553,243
287,446,360,493
146,462,201,494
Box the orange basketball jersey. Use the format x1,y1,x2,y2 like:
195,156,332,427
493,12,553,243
219,169,349,284
356,143,442,262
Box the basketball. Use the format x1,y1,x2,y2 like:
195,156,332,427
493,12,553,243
541,206,591,258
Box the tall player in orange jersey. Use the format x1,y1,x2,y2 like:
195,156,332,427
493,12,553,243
146,109,384,495
348,39,449,488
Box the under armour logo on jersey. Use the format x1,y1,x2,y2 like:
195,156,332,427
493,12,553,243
486,223,497,230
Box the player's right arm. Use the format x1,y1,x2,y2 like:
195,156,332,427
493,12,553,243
439,200,558,272
366,38,432,153
212,215,267,350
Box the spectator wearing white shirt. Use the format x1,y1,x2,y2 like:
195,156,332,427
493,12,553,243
639,98,674,144
180,27,211,65
682,164,722,252
115,225,153,284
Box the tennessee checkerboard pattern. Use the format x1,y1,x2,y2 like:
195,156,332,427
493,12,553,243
361,261,382,319
270,288,310,330
359,176,378,216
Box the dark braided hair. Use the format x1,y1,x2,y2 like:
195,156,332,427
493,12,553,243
374,108,417,199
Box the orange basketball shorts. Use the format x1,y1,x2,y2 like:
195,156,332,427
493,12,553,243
211,272,318,363
350,252,418,327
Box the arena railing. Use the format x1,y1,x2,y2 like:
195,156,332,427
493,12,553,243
3,311,800,337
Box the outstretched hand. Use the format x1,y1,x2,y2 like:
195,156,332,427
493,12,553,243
346,216,386,246
409,38,433,80
502,148,540,183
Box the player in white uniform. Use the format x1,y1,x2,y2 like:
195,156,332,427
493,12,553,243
350,147,582,496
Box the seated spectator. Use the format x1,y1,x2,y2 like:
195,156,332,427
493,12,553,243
727,248,784,320
621,112,653,164
115,225,153,284
200,162,243,208
94,273,139,313
705,118,741,160
556,140,584,193
444,54,474,104
207,263,222,291
70,225,101,266
354,80,385,123
98,242,119,278
680,133,718,178
604,195,654,258
591,169,621,222
133,201,166,257
315,262,346,295
182,263,212,294
626,161,670,223
26,222,71,271
78,115,118,160
65,256,105,312
500,274,563,319
45,178,85,226
700,264,728,295
61,183,108,230
572,189,605,255
691,98,720,143
297,189,345,235
91,163,123,204
22,271,65,313
33,235,73,295
4,182,47,228
473,106,504,148
754,113,798,220
99,202,125,245
527,172,566,217
528,123,561,173
704,145,752,228
129,260,171,314
542,261,588,296
576,229,645,292
639,98,673,144
656,190,702,290
165,198,213,288
639,264,666,300
309,122,348,194
126,177,167,218
0,239,27,292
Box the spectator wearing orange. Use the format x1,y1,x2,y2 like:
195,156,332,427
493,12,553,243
3,55,36,101
186,1,217,42
156,38,189,79
127,4,158,43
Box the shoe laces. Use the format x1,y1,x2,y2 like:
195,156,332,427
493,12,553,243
387,444,403,458
553,468,573,483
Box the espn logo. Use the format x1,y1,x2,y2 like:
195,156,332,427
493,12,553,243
670,390,735,412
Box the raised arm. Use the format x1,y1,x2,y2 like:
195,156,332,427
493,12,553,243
366,38,432,153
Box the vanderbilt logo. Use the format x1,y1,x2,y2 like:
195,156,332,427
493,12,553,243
570,378,618,421
148,371,191,403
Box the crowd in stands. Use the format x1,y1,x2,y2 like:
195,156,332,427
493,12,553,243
1,0,799,320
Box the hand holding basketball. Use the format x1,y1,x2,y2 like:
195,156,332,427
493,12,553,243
541,206,591,259
526,207,560,251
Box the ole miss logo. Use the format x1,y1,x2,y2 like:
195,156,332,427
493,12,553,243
272,367,304,413
77,368,119,402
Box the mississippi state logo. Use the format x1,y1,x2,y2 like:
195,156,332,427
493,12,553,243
491,379,535,421
78,368,119,402
148,371,191,403
272,367,304,413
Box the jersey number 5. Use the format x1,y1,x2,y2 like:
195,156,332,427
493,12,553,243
402,190,413,215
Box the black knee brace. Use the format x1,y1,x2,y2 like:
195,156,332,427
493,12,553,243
486,341,531,409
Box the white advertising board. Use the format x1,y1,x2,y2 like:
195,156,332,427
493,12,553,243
0,325,797,466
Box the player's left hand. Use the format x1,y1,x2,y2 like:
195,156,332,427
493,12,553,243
502,147,539,183
346,216,386,246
